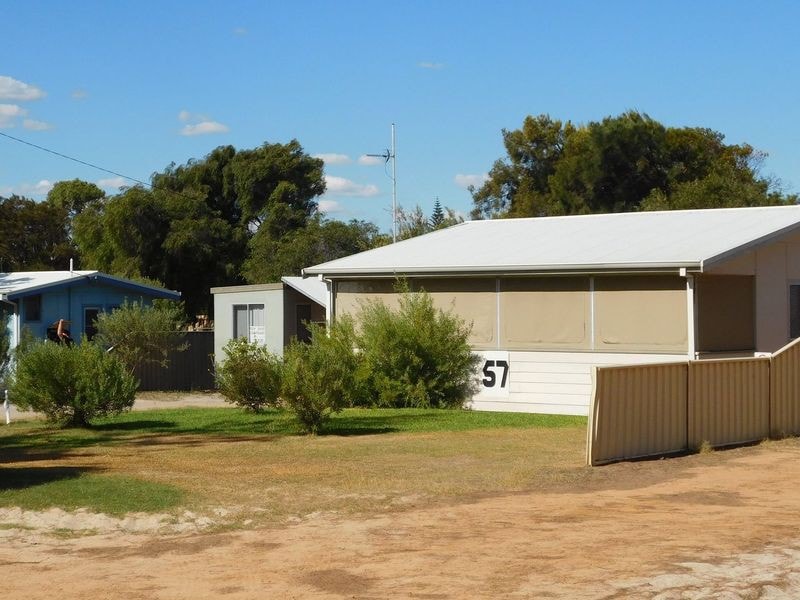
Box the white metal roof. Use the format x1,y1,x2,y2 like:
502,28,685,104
0,270,180,300
282,276,328,308
0,271,97,296
303,206,800,277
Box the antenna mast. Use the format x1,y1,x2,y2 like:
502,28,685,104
367,123,397,242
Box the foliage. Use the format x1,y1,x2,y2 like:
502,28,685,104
357,286,480,408
243,215,389,282
281,318,362,434
73,140,326,315
9,339,137,426
0,194,74,271
215,338,283,411
94,300,186,372
471,111,796,219
0,307,9,389
397,203,463,240
46,179,105,221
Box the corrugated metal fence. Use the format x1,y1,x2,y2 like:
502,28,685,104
133,331,215,391
587,338,800,465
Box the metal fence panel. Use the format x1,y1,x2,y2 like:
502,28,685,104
688,358,770,448
770,338,800,437
134,331,215,391
588,362,688,465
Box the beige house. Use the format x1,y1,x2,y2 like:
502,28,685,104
304,206,800,416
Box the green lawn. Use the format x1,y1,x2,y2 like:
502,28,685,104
0,407,587,523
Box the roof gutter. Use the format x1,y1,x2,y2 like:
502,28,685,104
304,262,703,280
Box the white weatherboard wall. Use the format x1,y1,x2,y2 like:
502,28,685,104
469,351,682,416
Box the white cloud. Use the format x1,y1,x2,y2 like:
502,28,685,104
97,176,128,190
5,179,54,197
0,76,45,101
233,27,248,36
454,173,489,189
178,111,229,136
71,89,88,100
23,118,53,131
314,153,351,165
0,103,27,127
324,175,379,197
180,121,229,136
357,155,384,166
318,199,345,213
418,61,445,69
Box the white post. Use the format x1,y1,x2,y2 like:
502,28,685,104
4,389,10,425
391,122,397,243
686,273,696,360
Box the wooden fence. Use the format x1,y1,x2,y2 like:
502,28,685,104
133,331,215,391
587,338,800,465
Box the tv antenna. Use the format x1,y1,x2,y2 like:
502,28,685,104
366,123,397,242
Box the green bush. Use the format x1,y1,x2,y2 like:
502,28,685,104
94,299,186,372
215,338,283,412
281,318,361,434
9,340,137,426
357,287,480,408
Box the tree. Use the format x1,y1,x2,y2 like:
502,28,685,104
0,195,74,271
0,306,9,390
47,179,105,220
73,140,326,315
471,111,795,219
397,203,464,240
243,216,389,282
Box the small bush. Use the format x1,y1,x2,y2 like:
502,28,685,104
94,299,186,372
9,340,137,426
281,318,361,434
216,338,283,412
357,286,480,408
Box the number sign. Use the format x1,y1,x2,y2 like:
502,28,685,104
475,351,510,398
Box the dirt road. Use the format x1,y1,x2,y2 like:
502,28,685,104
3,439,800,598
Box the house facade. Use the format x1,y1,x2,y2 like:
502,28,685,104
0,270,181,349
304,206,800,416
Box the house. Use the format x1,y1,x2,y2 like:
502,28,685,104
303,205,800,416
0,270,181,350
211,276,327,362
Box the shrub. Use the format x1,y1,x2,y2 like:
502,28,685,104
9,339,137,426
357,287,480,408
0,307,9,390
94,299,186,372
281,318,361,434
215,338,283,412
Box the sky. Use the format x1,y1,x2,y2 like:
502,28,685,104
2,1,800,233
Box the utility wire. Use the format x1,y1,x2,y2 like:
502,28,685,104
0,130,151,188
0,131,204,204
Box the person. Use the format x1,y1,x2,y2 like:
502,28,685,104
47,319,74,347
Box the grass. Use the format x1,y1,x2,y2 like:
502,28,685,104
0,406,587,524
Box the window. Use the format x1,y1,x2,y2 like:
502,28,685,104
23,294,41,322
233,304,265,344
84,307,101,341
790,285,800,339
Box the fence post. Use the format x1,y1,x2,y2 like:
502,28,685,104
4,389,10,425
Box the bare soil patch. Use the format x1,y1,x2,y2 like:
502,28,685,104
3,438,800,598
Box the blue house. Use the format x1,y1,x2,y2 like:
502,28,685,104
0,270,181,349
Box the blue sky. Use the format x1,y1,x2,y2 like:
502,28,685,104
2,1,799,232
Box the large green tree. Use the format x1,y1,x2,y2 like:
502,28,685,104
471,111,795,219
0,195,74,271
73,140,326,316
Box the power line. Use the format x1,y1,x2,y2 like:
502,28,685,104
0,130,151,188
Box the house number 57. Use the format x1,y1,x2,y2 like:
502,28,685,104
482,360,509,389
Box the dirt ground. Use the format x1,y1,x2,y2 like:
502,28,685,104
3,434,800,598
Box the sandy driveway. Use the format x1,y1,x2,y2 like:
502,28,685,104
3,439,800,598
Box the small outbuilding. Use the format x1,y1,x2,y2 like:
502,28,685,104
0,270,181,350
304,205,800,416
211,276,327,362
